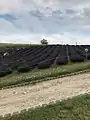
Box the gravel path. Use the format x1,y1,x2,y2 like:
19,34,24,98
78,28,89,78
0,73,90,116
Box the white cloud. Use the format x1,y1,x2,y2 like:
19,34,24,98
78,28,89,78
1,32,90,45
0,0,90,44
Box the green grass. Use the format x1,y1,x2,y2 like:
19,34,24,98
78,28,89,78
0,61,90,88
0,43,47,47
1,93,90,120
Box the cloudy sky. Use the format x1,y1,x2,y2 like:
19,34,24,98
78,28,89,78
0,0,90,44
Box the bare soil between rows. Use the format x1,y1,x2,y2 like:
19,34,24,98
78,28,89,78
0,73,90,116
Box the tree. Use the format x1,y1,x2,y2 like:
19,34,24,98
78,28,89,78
41,39,48,45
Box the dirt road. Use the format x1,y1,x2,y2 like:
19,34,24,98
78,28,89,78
0,73,90,116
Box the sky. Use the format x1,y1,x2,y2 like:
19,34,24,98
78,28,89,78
0,0,90,44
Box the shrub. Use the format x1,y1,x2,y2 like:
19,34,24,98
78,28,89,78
70,55,84,62
11,63,19,70
0,67,12,77
87,53,90,60
38,61,50,69
6,67,12,74
56,57,68,65
0,71,7,77
38,58,54,69
17,65,30,73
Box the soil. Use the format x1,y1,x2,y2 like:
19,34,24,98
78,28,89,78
0,73,90,116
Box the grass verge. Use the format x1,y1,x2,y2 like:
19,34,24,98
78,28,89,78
0,61,90,89
0,43,46,47
1,93,90,120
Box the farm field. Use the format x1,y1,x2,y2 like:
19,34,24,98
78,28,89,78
0,0,90,119
0,44,90,88
0,44,90,119
0,72,90,117
0,44,90,78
